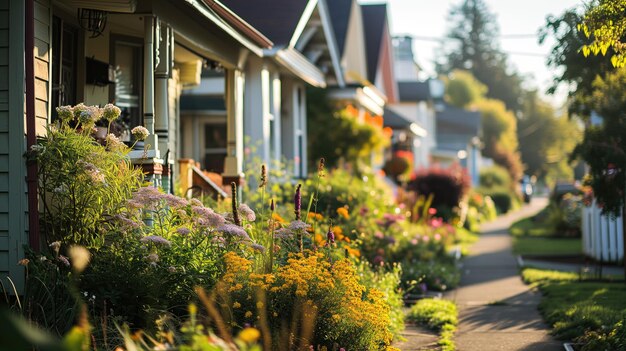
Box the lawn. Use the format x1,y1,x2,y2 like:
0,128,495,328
512,237,581,256
509,204,582,256
509,207,555,237
407,298,458,351
522,268,626,350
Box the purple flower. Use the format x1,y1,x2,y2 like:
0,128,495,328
192,206,225,228
294,184,302,221
288,220,310,232
326,228,335,244
250,243,266,253
218,224,251,241
57,255,70,267
177,227,191,236
274,228,293,239
238,204,256,222
140,235,171,247
163,193,188,208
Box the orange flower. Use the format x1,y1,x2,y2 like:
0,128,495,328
272,212,286,224
336,207,350,219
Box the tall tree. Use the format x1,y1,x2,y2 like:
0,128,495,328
518,90,581,182
438,0,525,113
475,98,523,182
541,8,616,118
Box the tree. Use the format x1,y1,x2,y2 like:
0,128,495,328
444,70,487,108
541,8,616,118
438,0,525,113
518,90,581,183
475,99,523,182
573,69,626,217
580,0,626,67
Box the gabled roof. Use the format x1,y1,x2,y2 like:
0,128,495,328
398,82,431,102
326,0,353,56
219,0,310,47
436,104,481,137
383,107,413,128
361,4,387,83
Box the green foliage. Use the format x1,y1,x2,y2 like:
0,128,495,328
518,90,582,182
306,88,389,170
541,8,617,118
444,70,487,108
580,0,626,67
475,99,523,182
30,105,143,247
407,298,458,351
439,0,524,113
572,68,626,216
476,187,517,214
479,166,511,189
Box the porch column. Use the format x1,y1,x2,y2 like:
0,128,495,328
155,23,172,192
131,15,162,187
243,56,270,168
222,68,245,196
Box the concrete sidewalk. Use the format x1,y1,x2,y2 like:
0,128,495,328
446,197,563,351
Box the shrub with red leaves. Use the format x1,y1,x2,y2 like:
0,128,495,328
407,164,471,215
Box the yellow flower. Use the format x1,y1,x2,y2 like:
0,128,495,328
233,302,241,309
238,327,260,343
336,207,350,219
256,301,264,309
272,213,286,224
244,311,253,318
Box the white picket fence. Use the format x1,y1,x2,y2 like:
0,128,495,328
581,199,624,263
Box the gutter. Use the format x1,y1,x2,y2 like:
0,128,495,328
25,0,40,251
201,0,273,49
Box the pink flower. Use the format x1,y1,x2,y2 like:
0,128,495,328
238,204,256,222
422,235,430,243
428,208,437,215
434,233,442,241
140,235,171,247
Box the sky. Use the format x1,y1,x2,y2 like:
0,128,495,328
359,0,586,107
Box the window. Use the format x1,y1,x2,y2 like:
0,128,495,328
51,16,79,117
110,36,143,136
201,121,227,173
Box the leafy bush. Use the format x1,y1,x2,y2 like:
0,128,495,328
479,165,511,189
477,187,518,214
307,89,390,169
30,104,143,247
407,164,471,219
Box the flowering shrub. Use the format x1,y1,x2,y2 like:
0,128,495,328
80,187,265,326
214,251,395,350
407,164,471,221
30,103,143,247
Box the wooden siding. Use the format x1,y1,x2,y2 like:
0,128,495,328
1,0,27,294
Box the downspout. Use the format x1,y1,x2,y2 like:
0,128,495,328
25,0,40,251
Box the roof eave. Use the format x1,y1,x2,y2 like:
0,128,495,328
275,48,327,88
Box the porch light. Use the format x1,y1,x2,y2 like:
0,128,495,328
77,8,107,38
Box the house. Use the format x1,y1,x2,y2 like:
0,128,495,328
180,0,344,180
0,0,272,291
433,104,482,186
387,36,440,170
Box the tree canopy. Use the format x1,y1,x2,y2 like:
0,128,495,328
518,90,581,183
444,69,487,108
438,0,525,113
580,0,626,67
573,69,626,216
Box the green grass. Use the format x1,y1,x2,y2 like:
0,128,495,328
509,207,555,237
512,237,581,256
407,299,458,351
521,267,626,349
521,267,580,284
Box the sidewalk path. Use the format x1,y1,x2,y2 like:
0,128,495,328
446,197,563,351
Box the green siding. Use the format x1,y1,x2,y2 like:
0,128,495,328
1,0,28,295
